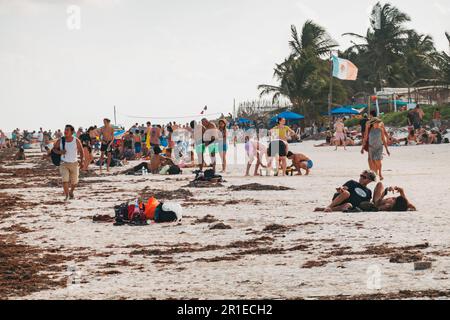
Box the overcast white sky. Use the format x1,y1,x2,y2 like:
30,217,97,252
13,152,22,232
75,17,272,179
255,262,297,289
1,0,449,131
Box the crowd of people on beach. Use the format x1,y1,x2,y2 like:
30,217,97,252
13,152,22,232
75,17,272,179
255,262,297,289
1,104,447,205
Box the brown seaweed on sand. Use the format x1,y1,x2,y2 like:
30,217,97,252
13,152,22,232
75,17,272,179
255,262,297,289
229,183,293,192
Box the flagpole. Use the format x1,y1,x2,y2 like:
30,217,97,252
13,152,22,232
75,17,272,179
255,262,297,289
328,51,333,130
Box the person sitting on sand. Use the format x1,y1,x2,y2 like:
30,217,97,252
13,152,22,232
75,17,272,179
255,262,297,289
406,129,417,146
150,146,174,174
418,131,431,144
286,151,313,175
387,132,401,146
372,182,416,211
314,170,376,213
15,147,26,161
429,129,442,144
345,135,356,146
314,131,334,147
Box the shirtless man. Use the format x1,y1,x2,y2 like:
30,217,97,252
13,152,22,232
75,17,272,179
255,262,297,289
99,118,115,173
286,151,313,175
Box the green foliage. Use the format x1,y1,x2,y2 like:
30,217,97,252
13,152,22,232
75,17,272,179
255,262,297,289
259,2,449,123
381,104,450,127
344,118,361,128
258,21,345,122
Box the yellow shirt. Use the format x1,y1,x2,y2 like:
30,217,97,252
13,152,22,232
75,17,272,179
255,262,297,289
272,125,291,141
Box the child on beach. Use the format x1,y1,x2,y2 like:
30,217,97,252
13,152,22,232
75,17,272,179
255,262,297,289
286,151,313,175
14,148,26,161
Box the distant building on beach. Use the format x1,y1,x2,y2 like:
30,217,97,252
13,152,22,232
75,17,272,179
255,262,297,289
379,85,450,106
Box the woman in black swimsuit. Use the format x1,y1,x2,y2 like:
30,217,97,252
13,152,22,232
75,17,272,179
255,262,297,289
80,127,94,171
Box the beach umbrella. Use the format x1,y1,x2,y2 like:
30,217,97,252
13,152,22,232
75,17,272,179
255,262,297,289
270,111,305,123
344,104,367,110
331,107,359,115
237,118,252,124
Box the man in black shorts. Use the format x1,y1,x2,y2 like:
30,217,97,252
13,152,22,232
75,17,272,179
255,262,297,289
267,139,288,176
314,170,376,212
99,118,115,172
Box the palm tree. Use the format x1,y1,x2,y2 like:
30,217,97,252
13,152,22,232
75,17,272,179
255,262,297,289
288,21,338,58
401,30,439,85
343,2,411,89
258,21,342,120
434,32,450,85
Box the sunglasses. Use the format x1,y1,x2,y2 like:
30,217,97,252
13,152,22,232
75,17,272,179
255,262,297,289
360,174,369,180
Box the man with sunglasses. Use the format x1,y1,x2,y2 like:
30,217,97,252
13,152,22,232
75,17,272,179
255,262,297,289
315,170,376,213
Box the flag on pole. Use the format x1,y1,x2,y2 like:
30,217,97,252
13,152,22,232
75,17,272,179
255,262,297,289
332,56,358,80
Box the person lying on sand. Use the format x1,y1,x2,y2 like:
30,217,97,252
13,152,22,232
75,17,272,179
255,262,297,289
314,170,376,213
314,131,334,147
14,148,26,161
387,131,403,146
286,151,313,175
372,182,416,211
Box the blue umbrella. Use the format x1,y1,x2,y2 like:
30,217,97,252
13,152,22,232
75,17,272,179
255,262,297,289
271,111,305,122
237,118,252,124
331,107,359,115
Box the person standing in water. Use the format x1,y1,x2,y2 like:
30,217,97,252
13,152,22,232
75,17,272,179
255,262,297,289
361,117,390,180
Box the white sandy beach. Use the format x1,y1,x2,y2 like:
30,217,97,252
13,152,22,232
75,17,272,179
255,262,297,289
1,141,450,300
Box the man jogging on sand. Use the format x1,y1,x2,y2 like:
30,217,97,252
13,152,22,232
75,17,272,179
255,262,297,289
53,125,84,201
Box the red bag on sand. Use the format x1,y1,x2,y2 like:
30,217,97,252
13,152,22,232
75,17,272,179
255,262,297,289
127,205,135,220
144,197,159,220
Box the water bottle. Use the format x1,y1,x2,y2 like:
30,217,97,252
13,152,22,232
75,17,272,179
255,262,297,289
133,198,140,214
141,167,145,176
